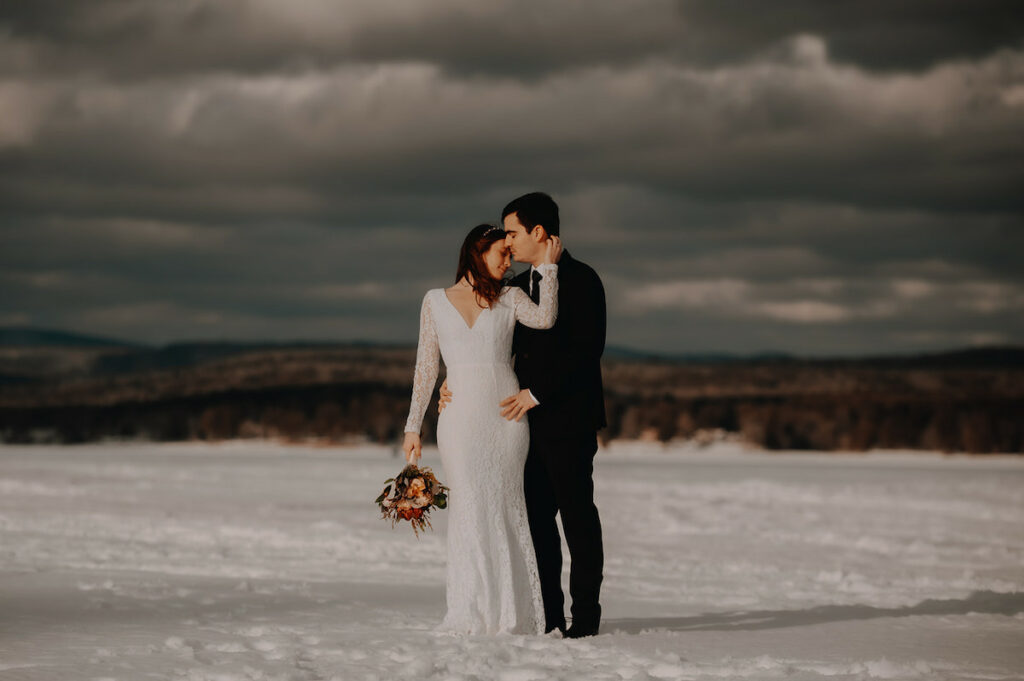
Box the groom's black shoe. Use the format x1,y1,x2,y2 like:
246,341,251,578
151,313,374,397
545,620,567,635
565,621,599,638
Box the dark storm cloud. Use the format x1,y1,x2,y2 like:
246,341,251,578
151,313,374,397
3,38,1021,222
0,0,685,80
677,0,1024,71
1,1,1022,354
2,0,1022,81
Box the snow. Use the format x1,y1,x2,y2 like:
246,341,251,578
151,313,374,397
1,440,1022,680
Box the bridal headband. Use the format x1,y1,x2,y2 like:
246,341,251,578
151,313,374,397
483,226,505,237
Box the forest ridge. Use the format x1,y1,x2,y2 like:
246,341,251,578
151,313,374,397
1,329,1021,453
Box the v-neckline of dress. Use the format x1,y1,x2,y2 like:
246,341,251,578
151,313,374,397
442,288,488,331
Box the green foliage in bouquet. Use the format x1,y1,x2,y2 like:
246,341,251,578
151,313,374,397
375,464,449,537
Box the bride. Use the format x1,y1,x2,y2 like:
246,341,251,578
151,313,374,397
402,223,562,635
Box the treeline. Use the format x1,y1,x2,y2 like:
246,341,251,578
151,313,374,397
604,393,1021,453
0,383,416,446
1,345,1022,453
3,387,1019,454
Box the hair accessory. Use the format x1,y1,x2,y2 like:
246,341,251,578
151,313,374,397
483,225,504,237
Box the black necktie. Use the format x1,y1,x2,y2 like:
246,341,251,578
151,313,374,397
531,269,542,303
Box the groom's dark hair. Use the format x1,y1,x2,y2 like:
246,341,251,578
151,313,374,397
501,192,560,237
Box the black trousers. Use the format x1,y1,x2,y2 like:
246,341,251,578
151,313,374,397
523,429,604,628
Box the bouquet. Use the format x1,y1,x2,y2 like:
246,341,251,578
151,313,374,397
375,464,449,537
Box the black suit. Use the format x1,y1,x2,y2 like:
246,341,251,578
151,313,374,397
511,250,606,630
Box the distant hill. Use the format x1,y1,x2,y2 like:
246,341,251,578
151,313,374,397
604,343,1024,368
0,327,411,376
2,326,1022,373
876,346,1024,368
1,327,1021,452
92,339,416,374
603,345,767,363
0,326,146,349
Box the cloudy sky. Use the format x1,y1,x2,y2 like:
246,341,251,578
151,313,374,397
2,1,1022,356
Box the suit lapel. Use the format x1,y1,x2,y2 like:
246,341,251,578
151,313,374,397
511,250,575,308
511,269,530,295
513,249,574,291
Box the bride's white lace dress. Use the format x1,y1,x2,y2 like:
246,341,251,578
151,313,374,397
404,264,559,635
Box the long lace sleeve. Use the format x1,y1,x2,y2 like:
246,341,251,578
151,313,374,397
404,292,440,434
510,263,558,329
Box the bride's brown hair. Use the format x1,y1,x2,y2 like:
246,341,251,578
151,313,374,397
455,224,508,308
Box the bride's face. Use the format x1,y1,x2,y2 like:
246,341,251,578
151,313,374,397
482,240,511,280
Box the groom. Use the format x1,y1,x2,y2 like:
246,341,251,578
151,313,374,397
442,192,607,638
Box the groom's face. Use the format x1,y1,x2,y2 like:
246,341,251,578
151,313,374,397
503,212,546,265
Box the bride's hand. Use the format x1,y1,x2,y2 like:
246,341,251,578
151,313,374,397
402,432,422,464
543,236,562,265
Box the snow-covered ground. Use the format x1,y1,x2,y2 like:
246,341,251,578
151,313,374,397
1,440,1022,680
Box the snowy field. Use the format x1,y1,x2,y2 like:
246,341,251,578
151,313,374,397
1,440,1022,681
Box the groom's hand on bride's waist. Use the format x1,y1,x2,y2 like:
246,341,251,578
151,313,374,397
436,380,537,421
438,379,452,414
500,389,538,422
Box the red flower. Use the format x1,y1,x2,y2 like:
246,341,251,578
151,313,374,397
397,507,422,520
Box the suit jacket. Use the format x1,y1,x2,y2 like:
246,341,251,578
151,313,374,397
511,250,607,438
